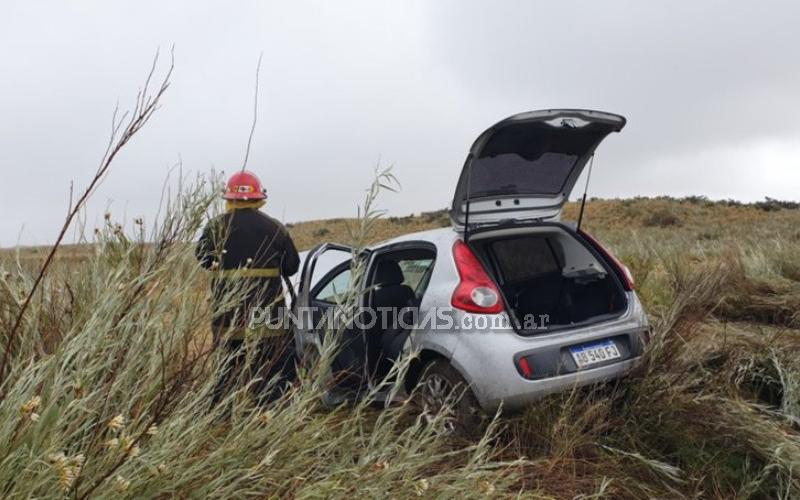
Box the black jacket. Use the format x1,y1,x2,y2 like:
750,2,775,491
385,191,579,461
196,208,300,329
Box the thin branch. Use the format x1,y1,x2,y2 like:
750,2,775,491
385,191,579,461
0,49,175,385
67,180,74,214
241,51,263,171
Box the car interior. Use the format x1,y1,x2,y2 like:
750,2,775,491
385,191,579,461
364,248,436,381
309,246,436,388
476,233,627,331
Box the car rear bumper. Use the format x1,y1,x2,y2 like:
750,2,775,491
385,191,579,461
441,293,649,412
478,356,640,412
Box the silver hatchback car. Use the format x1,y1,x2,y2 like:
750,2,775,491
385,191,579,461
291,109,649,413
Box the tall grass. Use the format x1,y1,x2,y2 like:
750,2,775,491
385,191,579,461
1,176,799,497
0,173,523,498
496,228,800,498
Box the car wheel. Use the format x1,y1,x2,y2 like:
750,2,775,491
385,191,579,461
414,360,484,436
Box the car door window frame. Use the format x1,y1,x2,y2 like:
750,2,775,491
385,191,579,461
310,261,354,304
295,243,356,337
363,241,438,306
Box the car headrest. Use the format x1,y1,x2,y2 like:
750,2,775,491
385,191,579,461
374,260,404,286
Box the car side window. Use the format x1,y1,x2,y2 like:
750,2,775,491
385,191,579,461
398,258,435,295
313,267,352,303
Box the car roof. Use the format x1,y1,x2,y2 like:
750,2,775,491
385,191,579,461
374,226,457,249
289,227,456,285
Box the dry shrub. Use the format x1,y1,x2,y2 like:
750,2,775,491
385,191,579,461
643,208,682,228
2,182,799,497
0,174,528,499
714,246,800,327
490,241,800,499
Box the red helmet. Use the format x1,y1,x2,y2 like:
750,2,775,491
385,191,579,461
223,170,267,200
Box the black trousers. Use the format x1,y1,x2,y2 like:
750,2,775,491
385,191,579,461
211,333,297,407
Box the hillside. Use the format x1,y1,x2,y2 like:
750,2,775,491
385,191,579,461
285,196,800,249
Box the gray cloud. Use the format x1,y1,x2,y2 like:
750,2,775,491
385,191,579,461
1,0,799,245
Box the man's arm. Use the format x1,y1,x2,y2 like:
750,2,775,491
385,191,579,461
280,227,300,278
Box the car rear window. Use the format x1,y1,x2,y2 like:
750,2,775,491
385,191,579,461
491,237,560,283
470,152,577,196
465,124,602,197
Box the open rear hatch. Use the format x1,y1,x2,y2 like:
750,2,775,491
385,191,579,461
452,109,630,333
469,224,629,334
450,109,626,229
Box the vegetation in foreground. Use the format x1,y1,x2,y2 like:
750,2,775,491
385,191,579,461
1,190,799,498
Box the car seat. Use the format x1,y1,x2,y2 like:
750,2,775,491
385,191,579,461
367,260,416,379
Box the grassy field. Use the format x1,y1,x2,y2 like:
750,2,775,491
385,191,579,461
1,193,799,498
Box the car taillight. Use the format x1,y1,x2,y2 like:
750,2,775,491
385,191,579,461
517,356,534,379
578,230,635,291
451,240,504,314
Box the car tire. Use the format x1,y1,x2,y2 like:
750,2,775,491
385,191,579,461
414,360,485,436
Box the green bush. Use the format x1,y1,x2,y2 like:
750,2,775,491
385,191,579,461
755,197,800,212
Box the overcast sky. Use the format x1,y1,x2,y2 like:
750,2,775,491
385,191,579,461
2,1,799,245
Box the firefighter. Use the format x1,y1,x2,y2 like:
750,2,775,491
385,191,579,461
196,170,300,406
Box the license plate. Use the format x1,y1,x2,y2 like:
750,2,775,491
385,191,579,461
570,340,621,369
